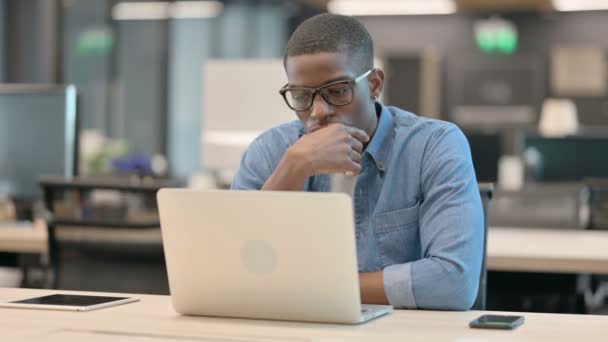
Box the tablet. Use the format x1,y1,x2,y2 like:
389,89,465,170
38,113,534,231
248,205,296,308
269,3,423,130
0,294,140,311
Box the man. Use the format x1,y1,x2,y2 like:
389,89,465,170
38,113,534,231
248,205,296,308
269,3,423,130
231,13,483,311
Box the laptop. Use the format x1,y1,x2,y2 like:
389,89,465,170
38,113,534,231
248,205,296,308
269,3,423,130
157,189,392,324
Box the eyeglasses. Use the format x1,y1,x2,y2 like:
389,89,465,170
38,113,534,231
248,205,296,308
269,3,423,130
279,69,373,111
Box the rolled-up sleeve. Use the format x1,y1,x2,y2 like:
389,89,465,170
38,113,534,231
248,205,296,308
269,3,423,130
383,124,484,310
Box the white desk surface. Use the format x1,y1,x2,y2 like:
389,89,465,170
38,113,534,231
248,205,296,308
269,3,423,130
1,288,608,342
488,227,608,274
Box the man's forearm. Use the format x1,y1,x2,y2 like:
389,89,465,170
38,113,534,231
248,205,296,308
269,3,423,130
359,271,389,305
262,148,311,191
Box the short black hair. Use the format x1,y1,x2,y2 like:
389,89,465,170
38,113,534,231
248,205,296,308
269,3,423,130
284,13,374,73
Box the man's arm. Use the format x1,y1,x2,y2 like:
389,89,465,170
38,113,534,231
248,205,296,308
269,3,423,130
233,123,369,191
359,271,389,305
261,124,369,191
379,125,483,310
260,147,314,191
231,137,275,190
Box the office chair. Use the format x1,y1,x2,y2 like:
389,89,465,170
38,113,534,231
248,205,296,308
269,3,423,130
472,183,494,310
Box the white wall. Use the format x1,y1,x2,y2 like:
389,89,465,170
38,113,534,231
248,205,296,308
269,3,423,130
201,59,290,171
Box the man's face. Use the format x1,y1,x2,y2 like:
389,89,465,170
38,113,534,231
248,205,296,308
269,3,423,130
284,52,381,135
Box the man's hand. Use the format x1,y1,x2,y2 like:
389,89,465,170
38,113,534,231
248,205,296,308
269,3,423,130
262,123,369,191
289,123,370,176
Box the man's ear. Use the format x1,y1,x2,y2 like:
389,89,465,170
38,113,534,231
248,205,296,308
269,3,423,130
369,68,384,99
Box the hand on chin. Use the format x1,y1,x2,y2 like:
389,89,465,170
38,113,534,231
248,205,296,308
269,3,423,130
307,120,352,134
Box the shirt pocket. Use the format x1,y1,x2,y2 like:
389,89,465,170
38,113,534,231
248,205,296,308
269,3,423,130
373,203,420,267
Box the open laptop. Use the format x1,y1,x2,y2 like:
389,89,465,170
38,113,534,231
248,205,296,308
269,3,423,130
157,189,392,324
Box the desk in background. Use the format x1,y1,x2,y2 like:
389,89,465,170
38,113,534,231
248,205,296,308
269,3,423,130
40,176,174,292
0,220,47,254
5,224,608,275
487,226,608,313
4,221,608,303
2,288,608,341
0,220,48,287
488,226,608,274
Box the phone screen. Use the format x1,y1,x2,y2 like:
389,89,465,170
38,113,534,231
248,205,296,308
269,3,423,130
470,314,525,329
11,294,130,306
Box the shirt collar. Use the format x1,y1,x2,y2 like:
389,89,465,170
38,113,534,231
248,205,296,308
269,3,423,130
364,102,394,173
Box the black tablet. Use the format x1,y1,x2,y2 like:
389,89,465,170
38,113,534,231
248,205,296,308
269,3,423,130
0,294,139,311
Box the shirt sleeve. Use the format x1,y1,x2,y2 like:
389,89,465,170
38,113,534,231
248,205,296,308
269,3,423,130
382,124,484,310
231,138,274,190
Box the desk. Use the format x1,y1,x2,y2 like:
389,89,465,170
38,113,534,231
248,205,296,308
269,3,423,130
1,288,607,341
4,223,608,275
0,220,47,254
48,226,608,275
488,227,608,274
40,176,170,290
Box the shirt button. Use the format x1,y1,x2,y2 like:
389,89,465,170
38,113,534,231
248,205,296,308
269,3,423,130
378,161,385,170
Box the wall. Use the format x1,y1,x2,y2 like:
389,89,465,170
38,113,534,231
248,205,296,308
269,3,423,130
360,12,608,121
0,0,5,82
62,0,112,132
5,0,59,83
167,17,215,181
115,19,167,155
167,2,288,181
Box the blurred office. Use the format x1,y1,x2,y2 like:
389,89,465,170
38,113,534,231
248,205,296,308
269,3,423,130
1,0,608,315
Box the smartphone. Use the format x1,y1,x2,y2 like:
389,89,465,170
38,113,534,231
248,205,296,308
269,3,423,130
469,314,525,330
0,294,139,312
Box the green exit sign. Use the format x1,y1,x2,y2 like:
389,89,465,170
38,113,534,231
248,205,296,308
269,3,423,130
475,17,518,55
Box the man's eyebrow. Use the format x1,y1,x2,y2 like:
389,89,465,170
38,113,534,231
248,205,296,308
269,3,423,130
288,75,351,88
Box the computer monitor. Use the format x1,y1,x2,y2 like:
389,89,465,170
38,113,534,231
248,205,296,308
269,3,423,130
463,130,501,182
525,135,608,182
448,54,545,128
0,85,78,200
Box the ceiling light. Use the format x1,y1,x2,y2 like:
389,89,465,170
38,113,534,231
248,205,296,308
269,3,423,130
171,1,223,19
553,0,608,12
112,1,222,21
328,0,456,16
112,2,169,20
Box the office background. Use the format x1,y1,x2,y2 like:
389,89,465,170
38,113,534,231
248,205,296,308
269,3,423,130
1,0,608,316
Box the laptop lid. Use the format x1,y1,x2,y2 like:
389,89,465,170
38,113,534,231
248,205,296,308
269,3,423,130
157,189,363,324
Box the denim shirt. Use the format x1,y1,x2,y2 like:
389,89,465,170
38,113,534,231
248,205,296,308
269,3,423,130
231,103,483,310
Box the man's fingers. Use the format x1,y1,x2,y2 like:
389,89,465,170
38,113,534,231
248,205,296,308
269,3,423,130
343,149,361,175
350,136,363,153
344,126,369,143
350,149,362,164
345,161,361,176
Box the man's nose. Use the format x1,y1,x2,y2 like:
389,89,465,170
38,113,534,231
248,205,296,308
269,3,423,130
310,93,333,121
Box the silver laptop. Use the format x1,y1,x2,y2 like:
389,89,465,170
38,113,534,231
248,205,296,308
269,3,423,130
157,189,392,324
